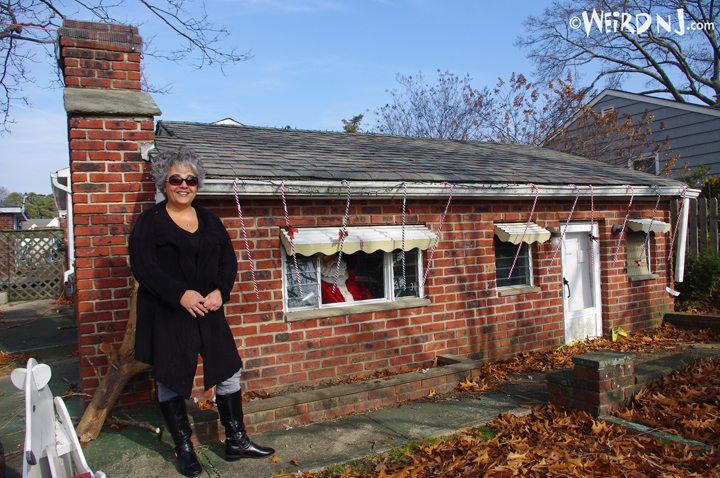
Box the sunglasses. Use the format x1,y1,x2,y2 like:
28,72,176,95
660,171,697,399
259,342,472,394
166,175,199,187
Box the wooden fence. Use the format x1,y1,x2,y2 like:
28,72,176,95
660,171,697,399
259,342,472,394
671,197,719,257
0,229,65,300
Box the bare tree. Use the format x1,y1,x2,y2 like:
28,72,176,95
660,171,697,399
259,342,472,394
0,185,9,201
0,0,252,134
516,0,720,106
374,70,491,141
472,72,587,145
475,72,679,172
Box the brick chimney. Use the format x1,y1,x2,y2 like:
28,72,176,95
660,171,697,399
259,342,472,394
59,20,161,407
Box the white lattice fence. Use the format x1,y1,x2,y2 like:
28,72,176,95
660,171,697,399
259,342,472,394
0,230,65,300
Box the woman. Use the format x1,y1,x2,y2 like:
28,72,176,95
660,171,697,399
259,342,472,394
129,147,274,477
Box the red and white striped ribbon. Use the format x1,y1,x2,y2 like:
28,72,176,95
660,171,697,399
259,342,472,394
281,180,303,296
612,185,635,269
233,179,260,300
421,182,454,291
508,183,539,280
547,184,581,273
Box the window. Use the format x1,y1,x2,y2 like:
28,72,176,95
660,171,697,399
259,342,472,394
626,231,652,276
493,222,550,291
625,219,671,280
628,154,658,174
281,226,434,311
600,105,615,117
494,237,533,288
283,249,422,310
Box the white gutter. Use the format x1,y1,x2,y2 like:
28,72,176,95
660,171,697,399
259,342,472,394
50,175,75,285
200,179,700,200
674,196,690,282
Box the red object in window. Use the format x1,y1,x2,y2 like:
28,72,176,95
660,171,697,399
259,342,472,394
70,473,92,478
321,270,373,303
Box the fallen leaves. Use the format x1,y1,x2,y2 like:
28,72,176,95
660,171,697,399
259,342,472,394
0,351,36,369
615,358,720,447
456,323,720,394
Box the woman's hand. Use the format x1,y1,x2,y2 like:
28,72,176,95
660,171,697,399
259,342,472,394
180,290,208,317
203,289,223,312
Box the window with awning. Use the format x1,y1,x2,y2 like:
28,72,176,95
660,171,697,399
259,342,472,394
626,220,670,280
281,226,435,313
280,225,436,257
493,223,548,289
493,223,551,245
626,219,671,233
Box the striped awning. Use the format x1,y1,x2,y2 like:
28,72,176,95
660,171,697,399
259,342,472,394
627,219,671,233
280,225,436,257
494,222,551,245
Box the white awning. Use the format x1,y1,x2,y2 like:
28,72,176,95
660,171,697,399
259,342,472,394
280,225,437,257
627,219,671,233
494,222,551,245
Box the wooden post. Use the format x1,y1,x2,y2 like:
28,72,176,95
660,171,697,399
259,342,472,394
710,198,718,254
699,198,708,254
688,198,698,258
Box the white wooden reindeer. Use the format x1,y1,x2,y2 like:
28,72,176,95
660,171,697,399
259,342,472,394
11,358,105,478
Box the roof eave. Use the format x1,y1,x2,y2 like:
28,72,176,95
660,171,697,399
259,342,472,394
198,179,699,199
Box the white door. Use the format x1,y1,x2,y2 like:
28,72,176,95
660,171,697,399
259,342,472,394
561,224,602,343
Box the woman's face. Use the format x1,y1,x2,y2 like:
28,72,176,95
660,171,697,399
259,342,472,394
164,164,198,208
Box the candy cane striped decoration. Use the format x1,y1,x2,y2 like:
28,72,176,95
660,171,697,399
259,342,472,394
401,182,407,290
638,186,661,268
612,185,635,269
547,184,581,273
233,179,260,300
667,186,688,263
508,183,539,280
332,180,352,293
421,182,454,290
281,180,303,297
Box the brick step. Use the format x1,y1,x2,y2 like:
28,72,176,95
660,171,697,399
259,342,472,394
187,354,484,444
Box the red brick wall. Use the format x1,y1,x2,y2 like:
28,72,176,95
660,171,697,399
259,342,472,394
0,214,14,230
186,195,674,399
60,20,157,407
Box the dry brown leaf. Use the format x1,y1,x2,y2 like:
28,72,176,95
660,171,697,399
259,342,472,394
269,455,279,463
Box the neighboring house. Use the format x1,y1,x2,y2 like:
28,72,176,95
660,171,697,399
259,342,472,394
57,21,698,413
0,201,26,230
21,219,57,230
576,89,720,176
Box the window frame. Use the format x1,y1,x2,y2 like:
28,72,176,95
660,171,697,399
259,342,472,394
628,153,659,175
626,230,656,279
281,247,425,313
493,237,535,290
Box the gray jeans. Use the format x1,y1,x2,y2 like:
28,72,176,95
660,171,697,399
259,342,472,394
158,368,243,402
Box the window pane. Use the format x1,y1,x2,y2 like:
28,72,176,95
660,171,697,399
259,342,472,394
320,251,384,304
285,253,319,309
495,237,530,287
393,249,420,298
633,157,656,174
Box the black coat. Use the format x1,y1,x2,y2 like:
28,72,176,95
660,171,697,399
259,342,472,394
129,201,242,399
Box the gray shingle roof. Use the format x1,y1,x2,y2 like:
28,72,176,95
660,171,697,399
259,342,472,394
153,121,683,187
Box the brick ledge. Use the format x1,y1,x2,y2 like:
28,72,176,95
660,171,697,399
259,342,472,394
187,354,484,444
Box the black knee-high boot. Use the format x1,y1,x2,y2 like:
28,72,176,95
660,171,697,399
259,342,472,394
216,391,275,460
159,396,203,477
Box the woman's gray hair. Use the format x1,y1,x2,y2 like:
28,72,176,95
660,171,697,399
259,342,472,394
152,146,207,195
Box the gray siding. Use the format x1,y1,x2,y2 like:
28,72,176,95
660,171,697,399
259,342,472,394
592,94,720,177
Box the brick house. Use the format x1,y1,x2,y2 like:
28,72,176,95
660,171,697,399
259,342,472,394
0,202,25,230
58,21,697,415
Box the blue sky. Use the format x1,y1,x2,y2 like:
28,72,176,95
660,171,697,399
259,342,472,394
4,0,561,194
